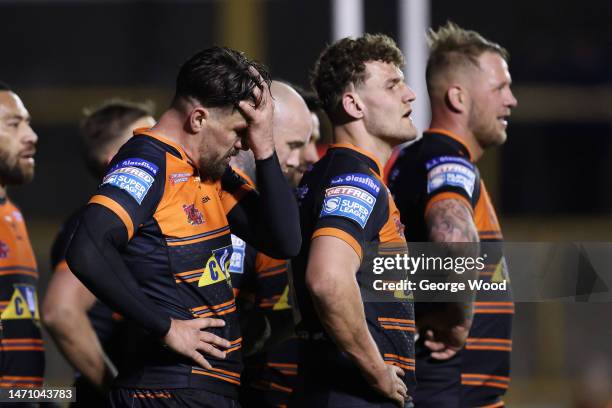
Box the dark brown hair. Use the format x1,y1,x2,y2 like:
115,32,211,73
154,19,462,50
311,33,404,120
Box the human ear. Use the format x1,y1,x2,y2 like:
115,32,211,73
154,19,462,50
341,92,364,120
188,107,209,133
446,86,466,113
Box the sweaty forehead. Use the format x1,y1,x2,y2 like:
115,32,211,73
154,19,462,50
0,91,28,119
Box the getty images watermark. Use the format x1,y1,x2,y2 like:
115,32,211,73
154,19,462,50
362,242,612,303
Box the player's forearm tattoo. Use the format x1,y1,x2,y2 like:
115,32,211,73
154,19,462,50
426,199,479,243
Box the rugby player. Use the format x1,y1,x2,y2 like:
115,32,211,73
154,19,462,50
290,34,418,407
229,81,318,407
65,47,301,407
43,100,155,406
388,22,518,407
0,82,44,392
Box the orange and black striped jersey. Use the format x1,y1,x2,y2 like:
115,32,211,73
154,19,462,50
291,144,417,396
230,237,298,406
0,197,45,388
88,130,253,398
388,129,513,407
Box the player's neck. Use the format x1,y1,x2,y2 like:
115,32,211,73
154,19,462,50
150,111,197,163
0,184,6,201
429,118,483,162
333,123,393,170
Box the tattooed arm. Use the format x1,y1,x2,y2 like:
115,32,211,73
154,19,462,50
420,198,478,360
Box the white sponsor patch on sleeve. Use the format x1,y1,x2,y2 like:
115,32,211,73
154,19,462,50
319,185,376,228
426,156,476,197
102,158,159,204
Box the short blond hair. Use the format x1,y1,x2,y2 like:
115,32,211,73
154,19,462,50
426,22,508,94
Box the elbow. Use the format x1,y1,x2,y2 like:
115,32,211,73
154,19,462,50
42,300,73,332
306,268,332,301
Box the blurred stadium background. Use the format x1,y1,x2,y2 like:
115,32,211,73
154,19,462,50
1,0,611,406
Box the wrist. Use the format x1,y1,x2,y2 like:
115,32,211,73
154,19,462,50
252,146,275,161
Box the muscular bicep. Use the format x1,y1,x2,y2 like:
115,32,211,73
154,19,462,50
425,198,479,243
44,265,97,313
306,236,361,294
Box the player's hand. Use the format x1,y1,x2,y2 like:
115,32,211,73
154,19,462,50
423,321,470,360
163,318,231,370
368,363,407,407
237,71,275,160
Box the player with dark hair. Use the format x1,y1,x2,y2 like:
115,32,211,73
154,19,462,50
290,34,418,407
388,22,517,407
0,83,44,391
43,100,155,406
65,46,301,407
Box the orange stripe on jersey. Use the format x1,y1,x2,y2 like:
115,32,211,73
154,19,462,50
312,227,362,260
231,166,256,188
267,381,293,393
426,128,476,160
137,130,188,161
378,317,415,324
1,339,44,344
166,229,231,247
384,353,416,371
1,376,43,382
383,354,415,363
1,346,45,351
89,195,134,239
192,299,235,312
425,192,474,217
478,401,505,408
329,143,384,176
462,373,511,389
0,267,38,278
192,367,241,385
54,260,69,273
461,381,509,389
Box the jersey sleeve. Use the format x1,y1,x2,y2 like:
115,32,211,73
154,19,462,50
424,155,479,215
87,140,166,240
220,166,256,215
313,170,386,261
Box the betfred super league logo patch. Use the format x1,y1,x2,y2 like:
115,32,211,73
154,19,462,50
0,240,9,258
183,204,204,225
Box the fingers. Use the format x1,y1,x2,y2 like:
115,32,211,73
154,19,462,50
424,339,446,352
200,331,231,349
190,351,212,370
391,365,405,378
430,348,458,361
194,318,225,329
238,100,255,123
196,341,227,359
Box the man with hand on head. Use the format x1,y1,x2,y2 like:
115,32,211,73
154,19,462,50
229,81,317,407
290,34,418,408
0,82,44,395
43,100,155,406
388,22,517,407
66,47,301,407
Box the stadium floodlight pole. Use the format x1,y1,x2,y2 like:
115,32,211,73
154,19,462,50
399,0,431,136
332,0,364,41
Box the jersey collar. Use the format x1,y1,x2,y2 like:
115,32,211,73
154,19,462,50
425,128,474,161
134,128,189,162
328,143,384,177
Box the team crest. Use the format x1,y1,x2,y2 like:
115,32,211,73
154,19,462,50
183,204,204,225
0,240,9,258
